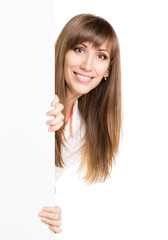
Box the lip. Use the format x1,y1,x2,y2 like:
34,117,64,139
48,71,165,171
73,71,94,83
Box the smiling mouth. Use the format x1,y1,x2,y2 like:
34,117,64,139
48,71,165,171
73,72,94,82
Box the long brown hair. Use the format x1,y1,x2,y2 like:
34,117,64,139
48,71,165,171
55,14,122,184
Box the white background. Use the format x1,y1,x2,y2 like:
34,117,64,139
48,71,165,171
54,1,168,239
0,0,55,239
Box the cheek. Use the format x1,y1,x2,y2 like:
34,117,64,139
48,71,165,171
64,55,70,70
64,53,72,72
64,52,80,68
95,62,109,76
90,78,103,90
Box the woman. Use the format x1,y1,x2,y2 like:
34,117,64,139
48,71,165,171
38,13,122,234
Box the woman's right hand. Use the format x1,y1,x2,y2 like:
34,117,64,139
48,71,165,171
46,95,64,132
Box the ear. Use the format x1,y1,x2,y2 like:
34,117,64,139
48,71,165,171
103,71,109,78
104,74,109,78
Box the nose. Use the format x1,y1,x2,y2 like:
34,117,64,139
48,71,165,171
80,54,93,71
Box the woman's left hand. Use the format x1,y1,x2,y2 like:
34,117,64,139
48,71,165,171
38,206,62,233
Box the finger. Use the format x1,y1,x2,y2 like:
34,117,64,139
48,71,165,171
38,211,61,220
48,121,64,132
41,217,62,227
46,113,64,126
49,224,62,234
51,95,59,107
47,103,64,116
42,206,61,214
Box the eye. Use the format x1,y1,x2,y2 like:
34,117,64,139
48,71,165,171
97,54,107,60
74,47,84,54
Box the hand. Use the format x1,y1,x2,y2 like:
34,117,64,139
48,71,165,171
46,95,64,132
38,206,62,233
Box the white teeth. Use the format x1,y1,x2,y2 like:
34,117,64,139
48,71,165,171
76,73,92,80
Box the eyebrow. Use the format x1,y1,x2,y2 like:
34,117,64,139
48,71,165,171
99,49,110,55
80,43,110,55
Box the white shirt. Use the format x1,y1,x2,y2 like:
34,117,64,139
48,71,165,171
55,100,86,182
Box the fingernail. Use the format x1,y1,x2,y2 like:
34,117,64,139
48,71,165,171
51,100,54,106
42,207,48,211
41,218,46,222
38,212,43,217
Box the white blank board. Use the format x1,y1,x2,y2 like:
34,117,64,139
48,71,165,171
0,0,55,239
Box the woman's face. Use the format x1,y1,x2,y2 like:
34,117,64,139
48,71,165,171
64,41,111,100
